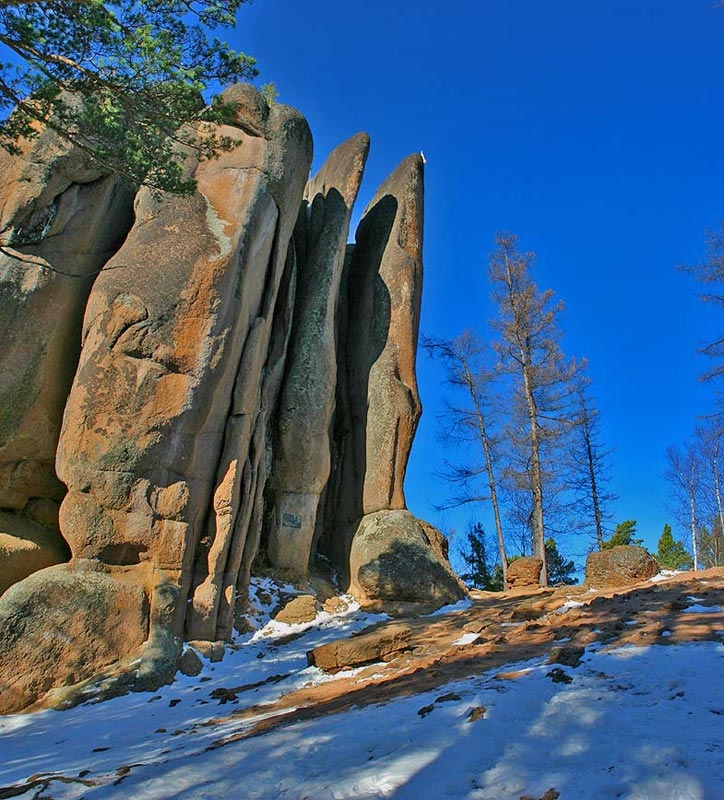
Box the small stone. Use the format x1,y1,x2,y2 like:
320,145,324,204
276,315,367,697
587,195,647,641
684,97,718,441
178,648,203,677
546,667,573,684
417,704,434,717
466,706,487,722
274,595,318,624
547,645,585,668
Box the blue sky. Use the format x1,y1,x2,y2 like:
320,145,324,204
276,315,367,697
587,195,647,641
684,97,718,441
233,1,724,565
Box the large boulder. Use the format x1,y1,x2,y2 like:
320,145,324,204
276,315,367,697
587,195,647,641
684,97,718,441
266,133,370,575
348,510,466,607
585,545,660,588
0,564,148,713
0,511,70,596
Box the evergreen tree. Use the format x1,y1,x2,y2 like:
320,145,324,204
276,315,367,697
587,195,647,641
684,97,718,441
459,522,504,591
0,1,257,197
544,538,577,585
602,519,643,549
656,524,694,570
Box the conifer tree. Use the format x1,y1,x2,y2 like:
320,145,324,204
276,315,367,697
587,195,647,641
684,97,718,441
0,0,257,199
656,524,694,570
602,520,643,549
459,522,504,591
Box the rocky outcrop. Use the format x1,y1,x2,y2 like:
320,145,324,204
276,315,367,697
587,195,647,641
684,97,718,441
0,121,134,528
584,545,660,588
348,510,466,608
324,156,424,563
0,85,461,713
55,87,313,654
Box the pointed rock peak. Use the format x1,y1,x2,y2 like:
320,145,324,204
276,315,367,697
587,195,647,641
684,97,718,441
364,153,423,212
306,132,370,206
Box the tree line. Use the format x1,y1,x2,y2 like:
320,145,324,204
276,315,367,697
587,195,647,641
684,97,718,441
425,233,618,589
664,221,724,572
426,231,713,590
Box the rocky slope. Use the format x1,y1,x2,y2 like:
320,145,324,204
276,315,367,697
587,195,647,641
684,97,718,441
0,568,722,799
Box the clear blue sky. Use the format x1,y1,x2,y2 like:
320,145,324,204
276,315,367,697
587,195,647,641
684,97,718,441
233,1,724,565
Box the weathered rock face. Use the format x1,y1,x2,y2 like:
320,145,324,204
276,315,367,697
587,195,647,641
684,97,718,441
266,133,370,574
0,124,135,522
348,510,466,608
585,546,660,588
507,557,544,589
0,85,460,713
56,88,313,651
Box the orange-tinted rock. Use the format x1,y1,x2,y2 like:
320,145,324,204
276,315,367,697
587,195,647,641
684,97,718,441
53,86,312,656
585,545,659,588
0,122,134,520
307,623,411,672
0,511,70,596
507,557,544,589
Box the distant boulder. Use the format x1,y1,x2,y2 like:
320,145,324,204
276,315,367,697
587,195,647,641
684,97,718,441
585,545,659,588
506,557,543,589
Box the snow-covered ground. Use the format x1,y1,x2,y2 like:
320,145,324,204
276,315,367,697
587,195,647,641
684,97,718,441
2,581,724,800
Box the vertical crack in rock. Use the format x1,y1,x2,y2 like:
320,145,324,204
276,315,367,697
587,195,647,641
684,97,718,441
185,89,314,642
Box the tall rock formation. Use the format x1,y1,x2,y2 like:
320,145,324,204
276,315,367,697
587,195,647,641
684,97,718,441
266,132,370,575
322,155,424,568
56,85,313,646
0,85,464,714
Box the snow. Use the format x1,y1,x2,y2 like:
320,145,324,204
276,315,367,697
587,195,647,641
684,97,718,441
2,583,724,800
554,600,585,614
683,604,723,614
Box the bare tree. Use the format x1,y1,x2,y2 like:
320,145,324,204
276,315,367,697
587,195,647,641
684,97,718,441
424,331,509,585
681,223,724,387
565,379,617,550
664,443,702,570
488,233,582,585
694,420,724,545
